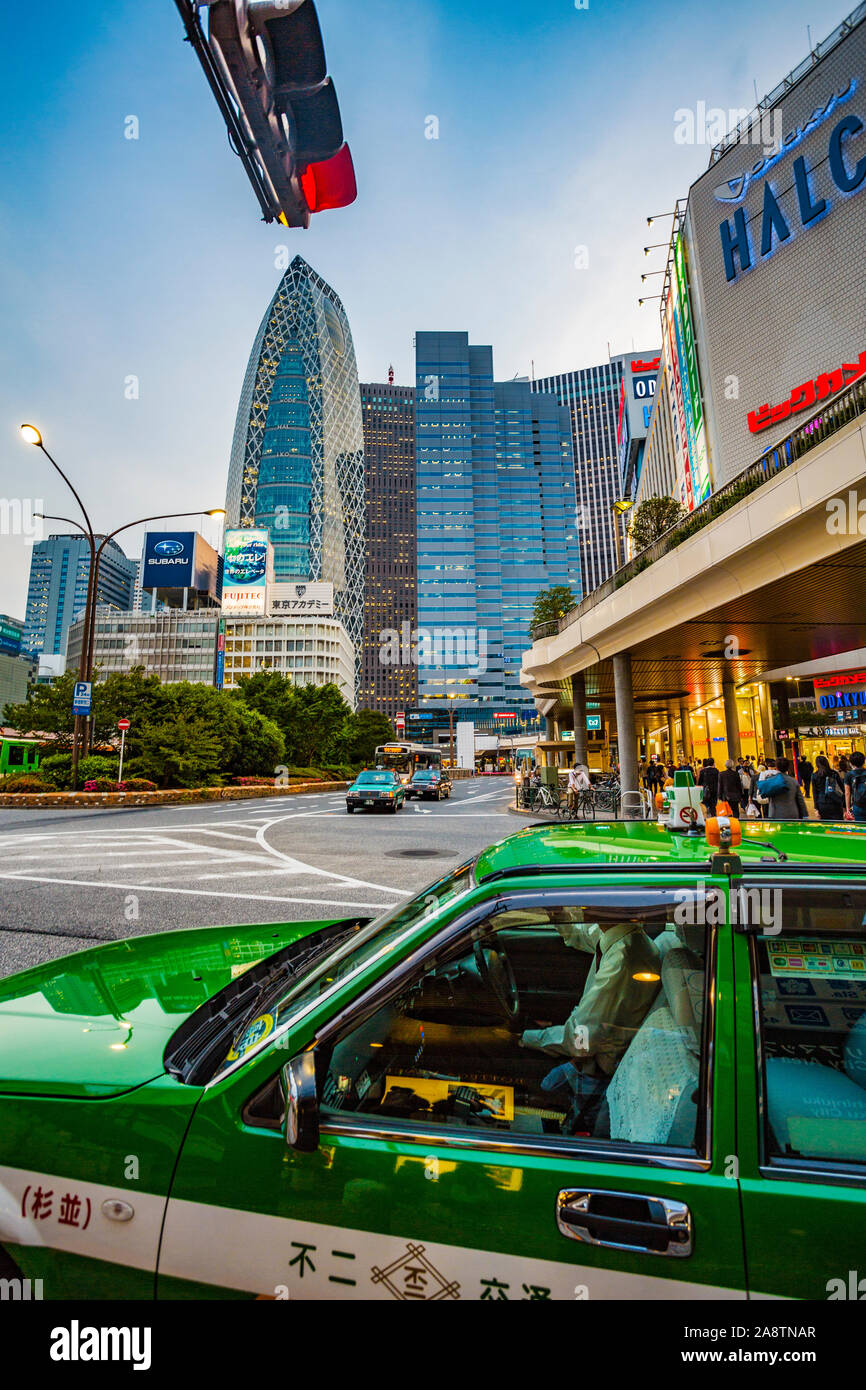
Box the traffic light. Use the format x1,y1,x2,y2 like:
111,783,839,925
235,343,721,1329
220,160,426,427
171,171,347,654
175,0,357,228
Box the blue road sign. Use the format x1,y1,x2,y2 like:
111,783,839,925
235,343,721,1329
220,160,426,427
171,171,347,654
72,681,93,717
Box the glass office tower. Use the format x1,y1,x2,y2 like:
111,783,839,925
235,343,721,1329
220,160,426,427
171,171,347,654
23,534,137,660
532,351,658,594
415,332,581,726
225,256,366,683
359,382,417,719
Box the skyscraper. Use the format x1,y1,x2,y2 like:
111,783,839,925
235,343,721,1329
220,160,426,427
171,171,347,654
22,534,137,661
533,351,658,593
225,256,366,687
415,332,580,727
359,382,417,719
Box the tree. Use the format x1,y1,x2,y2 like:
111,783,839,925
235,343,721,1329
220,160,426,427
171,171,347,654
235,675,354,768
531,586,577,632
346,709,394,766
628,496,686,552
225,704,285,779
132,707,224,788
3,671,78,747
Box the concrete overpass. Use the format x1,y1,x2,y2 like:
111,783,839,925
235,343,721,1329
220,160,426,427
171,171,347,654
521,379,866,794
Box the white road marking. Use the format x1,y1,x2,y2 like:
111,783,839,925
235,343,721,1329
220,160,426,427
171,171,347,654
254,817,412,897
0,873,398,909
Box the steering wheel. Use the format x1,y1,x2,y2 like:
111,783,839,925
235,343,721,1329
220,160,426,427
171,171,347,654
473,940,521,1026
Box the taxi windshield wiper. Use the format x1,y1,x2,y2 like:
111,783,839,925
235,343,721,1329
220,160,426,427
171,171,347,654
164,919,366,1086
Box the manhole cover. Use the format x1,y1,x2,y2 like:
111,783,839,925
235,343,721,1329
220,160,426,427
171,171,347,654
385,848,452,860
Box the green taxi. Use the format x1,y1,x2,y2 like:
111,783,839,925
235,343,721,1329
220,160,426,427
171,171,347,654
345,769,406,814
1,819,865,1301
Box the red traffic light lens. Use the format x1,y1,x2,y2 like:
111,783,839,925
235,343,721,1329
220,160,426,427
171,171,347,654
300,142,357,213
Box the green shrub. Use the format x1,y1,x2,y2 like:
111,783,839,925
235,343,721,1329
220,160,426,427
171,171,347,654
78,755,120,784
1,776,56,794
39,753,73,789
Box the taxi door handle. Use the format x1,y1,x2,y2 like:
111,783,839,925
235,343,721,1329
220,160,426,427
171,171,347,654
556,1189,693,1258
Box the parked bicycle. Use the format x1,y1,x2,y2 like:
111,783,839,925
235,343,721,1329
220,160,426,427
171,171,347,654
558,788,596,821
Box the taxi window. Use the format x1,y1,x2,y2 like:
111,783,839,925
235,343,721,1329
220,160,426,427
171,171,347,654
356,771,394,785
320,891,713,1154
754,886,866,1169
211,862,475,1080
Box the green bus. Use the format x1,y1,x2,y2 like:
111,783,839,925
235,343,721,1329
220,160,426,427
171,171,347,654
0,737,40,779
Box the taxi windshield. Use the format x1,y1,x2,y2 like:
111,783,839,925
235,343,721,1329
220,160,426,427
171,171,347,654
212,861,475,1080
412,771,437,781
356,771,394,785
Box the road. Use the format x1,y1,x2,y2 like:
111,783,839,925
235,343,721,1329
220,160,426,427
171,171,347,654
0,778,518,978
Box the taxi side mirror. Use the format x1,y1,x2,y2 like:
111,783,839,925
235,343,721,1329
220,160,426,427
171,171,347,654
281,1051,320,1153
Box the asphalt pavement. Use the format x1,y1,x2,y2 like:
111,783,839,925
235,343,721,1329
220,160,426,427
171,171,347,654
0,777,519,978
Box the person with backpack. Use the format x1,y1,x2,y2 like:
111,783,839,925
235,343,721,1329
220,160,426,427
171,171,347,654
762,757,809,820
844,751,866,823
812,754,845,821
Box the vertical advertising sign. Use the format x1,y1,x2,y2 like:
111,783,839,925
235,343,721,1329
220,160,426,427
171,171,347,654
665,284,694,512
673,236,710,504
222,530,271,616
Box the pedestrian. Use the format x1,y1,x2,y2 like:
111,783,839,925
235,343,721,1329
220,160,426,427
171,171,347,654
844,751,866,823
567,761,590,811
762,757,809,821
839,754,851,776
697,758,719,818
718,758,743,818
798,754,814,799
812,755,845,821
753,758,776,819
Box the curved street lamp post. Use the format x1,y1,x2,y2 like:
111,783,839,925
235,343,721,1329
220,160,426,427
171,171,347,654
21,425,224,788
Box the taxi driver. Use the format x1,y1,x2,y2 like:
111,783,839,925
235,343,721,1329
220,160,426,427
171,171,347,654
521,917,661,1113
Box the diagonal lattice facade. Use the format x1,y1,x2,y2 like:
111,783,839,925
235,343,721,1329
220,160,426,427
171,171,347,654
225,256,366,696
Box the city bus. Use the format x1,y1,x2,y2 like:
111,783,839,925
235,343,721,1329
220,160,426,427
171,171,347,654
374,742,443,783
0,737,40,779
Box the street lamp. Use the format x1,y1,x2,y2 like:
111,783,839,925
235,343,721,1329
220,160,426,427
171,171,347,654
22,424,225,786
611,498,634,572
447,692,459,769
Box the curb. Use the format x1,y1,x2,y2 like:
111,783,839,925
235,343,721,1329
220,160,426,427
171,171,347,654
0,781,349,810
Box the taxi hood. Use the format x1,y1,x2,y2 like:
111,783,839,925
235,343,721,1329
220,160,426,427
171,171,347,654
0,918,367,1099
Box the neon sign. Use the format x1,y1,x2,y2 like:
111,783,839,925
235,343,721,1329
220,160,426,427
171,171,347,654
748,350,866,433
714,81,857,204
721,110,866,283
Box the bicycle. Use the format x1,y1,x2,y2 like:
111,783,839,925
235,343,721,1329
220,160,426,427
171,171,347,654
558,788,596,821
593,781,621,816
527,782,561,814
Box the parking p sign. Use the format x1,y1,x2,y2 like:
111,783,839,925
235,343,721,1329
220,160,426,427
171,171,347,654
72,682,92,716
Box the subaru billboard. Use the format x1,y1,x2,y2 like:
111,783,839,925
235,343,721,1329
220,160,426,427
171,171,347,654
142,532,196,589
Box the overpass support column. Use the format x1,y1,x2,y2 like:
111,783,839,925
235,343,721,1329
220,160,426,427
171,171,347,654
667,704,678,762
758,684,774,759
613,652,638,798
571,674,587,766
680,703,694,762
723,679,741,762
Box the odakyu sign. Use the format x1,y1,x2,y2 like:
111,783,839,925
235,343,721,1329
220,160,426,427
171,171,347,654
720,101,866,283
818,689,866,710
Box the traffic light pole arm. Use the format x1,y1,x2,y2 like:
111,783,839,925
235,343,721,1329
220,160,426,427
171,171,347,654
173,0,278,223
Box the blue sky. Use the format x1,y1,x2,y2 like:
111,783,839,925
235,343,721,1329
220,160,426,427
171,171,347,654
0,0,853,617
